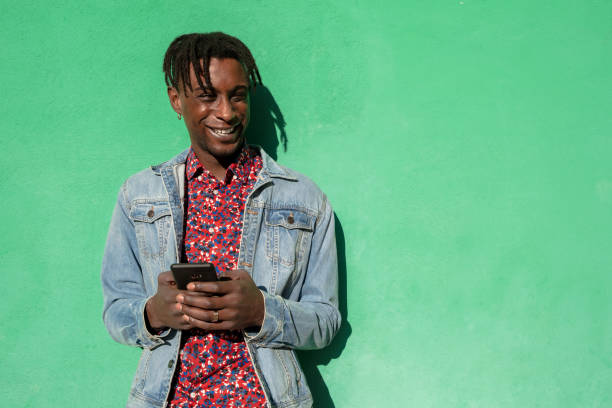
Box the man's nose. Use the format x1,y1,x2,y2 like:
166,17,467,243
215,97,236,122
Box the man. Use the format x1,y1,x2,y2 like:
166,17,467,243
101,32,340,408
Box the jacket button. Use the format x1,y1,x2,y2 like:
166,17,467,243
287,214,295,224
147,208,155,218
168,359,174,368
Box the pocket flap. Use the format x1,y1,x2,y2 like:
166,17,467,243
130,203,171,223
265,209,314,230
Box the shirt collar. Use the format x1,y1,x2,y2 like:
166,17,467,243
185,146,255,184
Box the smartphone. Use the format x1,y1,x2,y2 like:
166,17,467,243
170,263,218,290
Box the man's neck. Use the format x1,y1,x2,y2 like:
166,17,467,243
191,144,243,181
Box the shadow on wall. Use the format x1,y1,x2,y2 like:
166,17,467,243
298,218,350,408
246,85,351,407
245,85,287,159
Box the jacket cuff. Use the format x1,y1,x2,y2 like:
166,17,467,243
243,290,283,344
139,297,171,348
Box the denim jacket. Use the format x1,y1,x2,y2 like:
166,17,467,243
101,146,340,408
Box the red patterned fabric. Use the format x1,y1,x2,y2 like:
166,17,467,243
169,147,266,408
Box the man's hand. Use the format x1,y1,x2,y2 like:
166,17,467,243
177,269,265,331
145,271,193,331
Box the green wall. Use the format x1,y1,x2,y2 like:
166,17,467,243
2,1,611,406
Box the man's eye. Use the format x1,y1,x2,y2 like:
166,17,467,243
232,95,247,102
198,94,215,100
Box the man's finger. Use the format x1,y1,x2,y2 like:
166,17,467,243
183,314,234,331
178,293,222,310
178,319,194,330
181,304,219,322
187,280,232,293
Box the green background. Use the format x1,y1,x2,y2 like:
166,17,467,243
2,1,611,406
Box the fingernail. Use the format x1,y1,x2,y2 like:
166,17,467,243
176,294,184,303
187,283,195,290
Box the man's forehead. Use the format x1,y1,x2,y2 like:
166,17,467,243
187,58,249,82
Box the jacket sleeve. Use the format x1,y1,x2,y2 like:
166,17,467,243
244,195,341,350
101,183,170,349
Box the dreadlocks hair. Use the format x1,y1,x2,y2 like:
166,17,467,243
163,32,262,95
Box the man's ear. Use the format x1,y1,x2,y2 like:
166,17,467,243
167,87,182,115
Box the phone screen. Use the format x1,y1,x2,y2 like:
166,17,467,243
170,263,218,290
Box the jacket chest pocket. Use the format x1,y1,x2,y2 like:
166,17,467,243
265,209,315,268
130,202,172,260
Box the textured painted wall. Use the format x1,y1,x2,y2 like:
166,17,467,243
2,1,612,406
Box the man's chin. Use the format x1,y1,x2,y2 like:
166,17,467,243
197,138,245,160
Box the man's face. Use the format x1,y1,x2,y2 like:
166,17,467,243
169,57,250,161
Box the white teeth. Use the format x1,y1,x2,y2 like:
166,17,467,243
211,125,237,135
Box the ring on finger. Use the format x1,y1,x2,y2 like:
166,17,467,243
211,310,219,323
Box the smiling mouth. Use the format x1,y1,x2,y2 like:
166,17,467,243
208,124,241,137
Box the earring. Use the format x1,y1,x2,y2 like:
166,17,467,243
177,113,182,120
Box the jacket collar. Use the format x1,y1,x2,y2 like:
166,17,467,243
150,145,297,181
